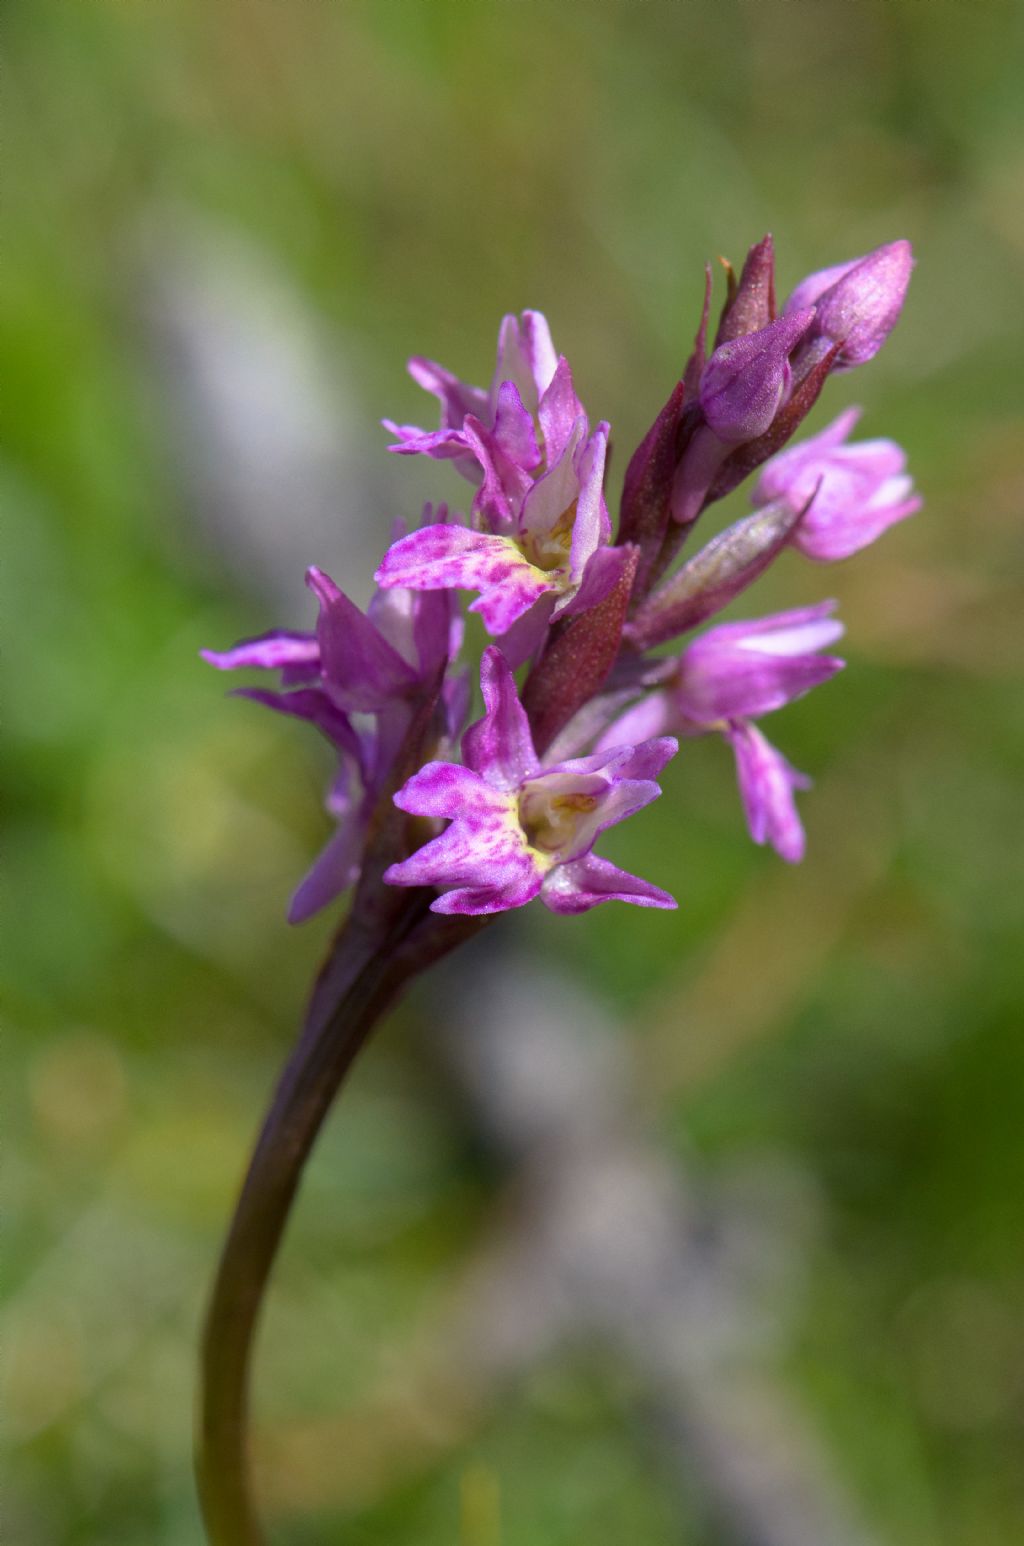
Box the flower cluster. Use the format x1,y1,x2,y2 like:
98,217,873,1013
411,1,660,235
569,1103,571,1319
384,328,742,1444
205,236,917,918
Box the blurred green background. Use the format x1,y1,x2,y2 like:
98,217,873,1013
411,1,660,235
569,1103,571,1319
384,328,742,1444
5,0,1024,1542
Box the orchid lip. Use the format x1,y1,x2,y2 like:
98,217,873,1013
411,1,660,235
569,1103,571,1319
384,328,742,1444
518,788,600,855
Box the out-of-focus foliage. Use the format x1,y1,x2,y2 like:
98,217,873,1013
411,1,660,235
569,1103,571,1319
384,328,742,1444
4,1,1024,1542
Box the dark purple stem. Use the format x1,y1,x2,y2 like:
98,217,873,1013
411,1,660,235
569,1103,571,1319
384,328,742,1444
196,891,487,1545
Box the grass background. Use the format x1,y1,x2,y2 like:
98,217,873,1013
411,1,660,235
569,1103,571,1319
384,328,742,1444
5,1,1024,1541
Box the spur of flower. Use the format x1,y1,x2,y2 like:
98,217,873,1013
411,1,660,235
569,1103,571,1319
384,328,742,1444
384,647,678,915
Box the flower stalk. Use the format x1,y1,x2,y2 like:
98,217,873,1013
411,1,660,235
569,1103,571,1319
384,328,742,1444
198,891,488,1546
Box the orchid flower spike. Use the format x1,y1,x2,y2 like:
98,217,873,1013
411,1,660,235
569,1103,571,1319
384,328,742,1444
198,238,921,1546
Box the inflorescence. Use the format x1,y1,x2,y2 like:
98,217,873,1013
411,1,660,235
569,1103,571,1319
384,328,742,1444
204,236,918,918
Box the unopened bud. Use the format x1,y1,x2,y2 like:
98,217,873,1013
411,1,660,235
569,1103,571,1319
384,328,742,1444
700,309,815,443
786,240,913,369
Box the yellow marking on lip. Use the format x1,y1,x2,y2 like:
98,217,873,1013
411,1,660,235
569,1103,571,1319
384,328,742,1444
520,501,577,575
518,790,599,856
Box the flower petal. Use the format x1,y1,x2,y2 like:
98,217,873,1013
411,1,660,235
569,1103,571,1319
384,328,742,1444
407,355,489,430
201,630,319,675
556,538,627,621
494,592,557,669
677,604,844,721
727,720,811,862
538,356,586,466
492,380,542,472
491,310,558,416
796,486,921,561
232,687,362,761
541,853,677,913
288,819,365,923
462,646,539,789
519,417,587,545
608,735,679,783
383,422,473,462
306,567,418,710
376,524,554,636
384,796,542,915
565,425,611,592
589,690,674,757
463,417,535,535
686,602,844,656
393,760,502,820
752,410,919,559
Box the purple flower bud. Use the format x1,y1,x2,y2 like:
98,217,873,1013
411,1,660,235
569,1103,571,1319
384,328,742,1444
699,309,815,444
753,408,922,560
703,340,839,506
786,241,913,369
784,257,863,316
